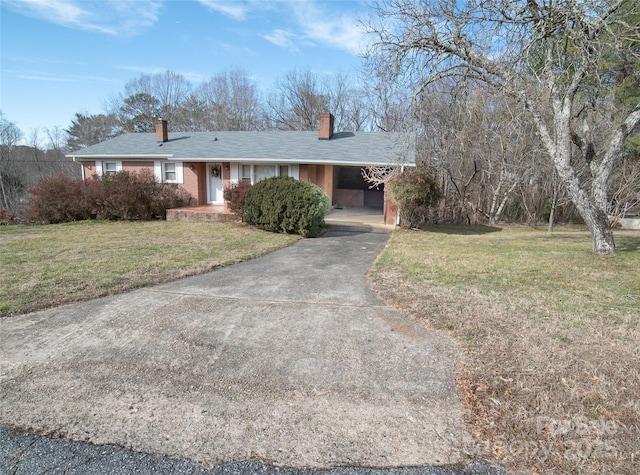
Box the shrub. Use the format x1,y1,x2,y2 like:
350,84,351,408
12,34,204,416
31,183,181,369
0,209,16,225
23,174,103,224
99,169,191,220
243,176,329,237
24,170,192,224
387,168,442,228
223,179,253,217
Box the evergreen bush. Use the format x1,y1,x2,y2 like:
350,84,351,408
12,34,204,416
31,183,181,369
243,176,329,237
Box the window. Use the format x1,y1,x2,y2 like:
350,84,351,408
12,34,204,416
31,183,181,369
254,165,276,182
98,161,121,176
103,162,118,176
241,165,252,181
239,164,296,184
163,162,177,182
154,161,183,183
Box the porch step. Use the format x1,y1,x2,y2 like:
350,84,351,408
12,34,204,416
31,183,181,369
166,208,239,223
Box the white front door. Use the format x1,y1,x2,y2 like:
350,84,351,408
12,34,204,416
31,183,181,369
209,163,224,203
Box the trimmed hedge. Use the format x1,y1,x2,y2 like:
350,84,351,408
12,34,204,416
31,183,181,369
243,176,329,237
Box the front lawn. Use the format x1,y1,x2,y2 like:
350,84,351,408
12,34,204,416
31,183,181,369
0,221,299,317
370,226,640,474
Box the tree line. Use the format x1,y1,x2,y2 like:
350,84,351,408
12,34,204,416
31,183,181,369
66,67,376,150
0,115,75,211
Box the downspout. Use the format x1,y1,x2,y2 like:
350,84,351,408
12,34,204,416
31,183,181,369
397,165,405,226
71,156,85,180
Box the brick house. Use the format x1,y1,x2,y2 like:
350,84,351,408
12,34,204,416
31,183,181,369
66,113,415,225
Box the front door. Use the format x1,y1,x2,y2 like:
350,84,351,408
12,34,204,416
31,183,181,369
209,163,223,203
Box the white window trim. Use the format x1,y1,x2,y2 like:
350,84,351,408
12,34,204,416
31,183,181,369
153,160,183,184
96,160,122,176
239,163,299,184
230,162,240,184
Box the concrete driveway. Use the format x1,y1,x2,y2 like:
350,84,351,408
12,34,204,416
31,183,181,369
0,230,471,469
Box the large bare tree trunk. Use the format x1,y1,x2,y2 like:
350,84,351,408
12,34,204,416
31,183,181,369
564,172,616,254
531,94,619,253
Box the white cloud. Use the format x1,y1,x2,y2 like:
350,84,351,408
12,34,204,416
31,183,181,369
194,1,368,56
4,68,120,84
8,72,75,82
4,0,162,36
290,1,368,56
196,0,249,20
263,29,299,52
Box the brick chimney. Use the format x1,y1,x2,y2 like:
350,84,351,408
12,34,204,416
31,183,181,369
318,112,334,140
155,118,168,143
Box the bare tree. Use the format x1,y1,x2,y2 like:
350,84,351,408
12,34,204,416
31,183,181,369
610,154,640,218
194,67,264,131
28,128,44,179
0,112,23,210
127,70,192,130
108,70,192,132
341,86,371,131
325,71,372,132
45,126,79,178
364,67,414,132
267,67,330,131
366,0,640,253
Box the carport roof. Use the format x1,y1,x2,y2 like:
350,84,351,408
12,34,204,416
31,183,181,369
67,131,415,167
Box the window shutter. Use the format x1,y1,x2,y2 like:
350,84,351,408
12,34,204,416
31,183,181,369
175,161,184,183
290,164,299,180
154,161,162,182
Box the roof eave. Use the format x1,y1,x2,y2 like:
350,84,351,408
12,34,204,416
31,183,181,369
65,155,416,167
165,157,416,167
67,154,174,160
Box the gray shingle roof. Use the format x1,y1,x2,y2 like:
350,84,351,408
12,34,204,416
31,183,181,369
67,131,415,167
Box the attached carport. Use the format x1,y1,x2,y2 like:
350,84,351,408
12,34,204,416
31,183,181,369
332,166,385,209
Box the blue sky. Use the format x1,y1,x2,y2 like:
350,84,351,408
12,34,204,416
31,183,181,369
1,0,371,142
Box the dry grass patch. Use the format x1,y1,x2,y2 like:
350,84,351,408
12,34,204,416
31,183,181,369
370,226,639,474
1,220,299,317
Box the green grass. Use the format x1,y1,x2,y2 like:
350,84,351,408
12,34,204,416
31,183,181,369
0,220,299,316
375,226,639,327
370,225,640,474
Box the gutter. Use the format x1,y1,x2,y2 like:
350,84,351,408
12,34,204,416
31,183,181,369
67,154,174,160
